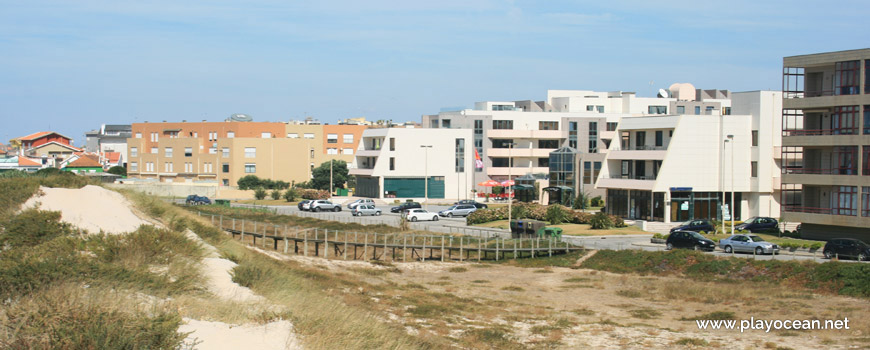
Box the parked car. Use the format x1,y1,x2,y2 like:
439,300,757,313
347,198,375,209
823,238,870,261
390,202,422,213
670,219,715,233
298,200,311,211
352,205,381,216
735,217,779,233
438,204,477,217
454,199,488,209
719,234,779,255
403,208,439,222
665,231,716,251
185,195,211,205
309,200,342,212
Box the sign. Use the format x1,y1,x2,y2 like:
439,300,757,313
680,201,689,210
722,204,731,221
670,187,693,192
474,148,484,169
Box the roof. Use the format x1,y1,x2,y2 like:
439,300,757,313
104,151,121,164
66,156,102,168
16,131,72,142
18,157,41,167
31,141,82,152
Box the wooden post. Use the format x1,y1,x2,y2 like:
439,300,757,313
495,236,499,261
364,233,368,261
262,223,266,248
460,236,464,262
514,237,517,259
422,236,427,262
283,226,289,253
477,236,481,262
324,229,329,259
441,236,445,262
403,235,407,262
383,233,388,262
219,215,223,229
304,230,308,257
343,231,348,260
548,236,552,258
232,218,236,233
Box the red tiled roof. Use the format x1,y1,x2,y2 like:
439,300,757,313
31,141,81,152
16,131,73,142
18,157,41,167
66,156,102,168
104,152,121,163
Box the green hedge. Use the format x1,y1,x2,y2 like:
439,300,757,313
466,202,625,228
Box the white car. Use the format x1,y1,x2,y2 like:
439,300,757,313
403,209,439,222
347,198,375,209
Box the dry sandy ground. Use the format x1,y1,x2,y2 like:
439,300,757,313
23,185,149,234
22,186,301,350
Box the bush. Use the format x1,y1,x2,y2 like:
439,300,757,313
573,192,589,210
106,166,127,177
254,188,267,200
299,189,330,200
1,209,74,247
270,189,280,200
283,188,298,202
590,212,614,229
590,196,604,207
237,175,290,190
546,205,570,225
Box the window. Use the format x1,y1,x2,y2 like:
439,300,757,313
491,104,513,111
723,107,732,115
389,157,395,171
751,130,758,146
244,147,256,158
474,120,483,172
130,147,138,157
164,162,173,172
669,130,673,137
389,138,395,151
310,149,315,158
635,131,646,149
327,134,338,143
539,121,558,130
586,105,594,111
145,162,154,172
596,106,604,113
222,147,229,158
222,163,229,173
655,131,663,147
303,133,314,139
568,122,578,149
223,179,229,186
492,120,513,130
244,163,256,173
165,147,173,157
192,132,197,138
648,106,667,114
653,160,661,177
342,148,353,155
538,140,559,149
288,133,299,138
151,147,158,154
184,162,193,173
327,148,338,155
184,147,193,157
592,161,601,184
863,187,870,217
866,60,870,94
209,132,217,141
694,106,701,115
130,162,138,172
864,105,870,134
204,162,213,173
208,147,216,154
455,138,465,172
135,132,142,139
227,131,235,138
635,160,646,177
584,162,592,184
492,139,514,149
538,158,549,167
431,119,439,128
864,146,870,175
833,106,859,134
150,132,158,142
676,106,685,114
492,158,510,167
751,161,758,177
606,122,618,131
621,160,631,176
343,134,354,143
833,186,858,216
588,121,598,153
835,60,860,95
261,132,271,138
442,119,451,128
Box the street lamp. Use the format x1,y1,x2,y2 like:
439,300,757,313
726,134,735,235
507,142,517,224
420,145,432,210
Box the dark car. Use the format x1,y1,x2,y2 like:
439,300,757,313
298,200,311,211
823,238,870,261
454,199,488,209
390,202,422,213
185,195,211,205
735,217,779,233
666,231,716,252
670,219,715,234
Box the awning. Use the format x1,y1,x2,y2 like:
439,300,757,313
163,129,182,133
543,186,574,192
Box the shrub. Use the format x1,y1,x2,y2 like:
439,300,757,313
282,188,298,202
254,188,267,200
546,205,570,225
237,175,261,190
511,204,530,220
106,166,127,177
573,192,589,210
270,189,281,200
1,209,74,247
590,212,614,229
590,196,604,207
299,189,330,200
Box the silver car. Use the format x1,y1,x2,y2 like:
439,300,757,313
351,204,381,216
309,200,341,212
347,198,375,209
438,204,477,217
719,234,779,255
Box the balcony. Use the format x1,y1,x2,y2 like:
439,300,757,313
486,129,562,139
486,166,549,176
356,149,381,157
349,168,374,176
596,176,655,191
487,148,555,158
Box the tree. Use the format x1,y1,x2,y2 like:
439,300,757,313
237,175,261,190
107,166,126,177
254,188,267,200
283,188,298,202
573,191,589,210
311,160,349,191
270,189,281,200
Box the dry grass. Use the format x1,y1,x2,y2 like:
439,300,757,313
472,219,644,236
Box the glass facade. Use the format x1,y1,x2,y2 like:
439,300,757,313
474,120,483,172
548,147,576,187
455,138,465,172
568,122,577,149
588,122,598,153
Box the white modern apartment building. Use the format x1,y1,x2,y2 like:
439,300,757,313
349,128,474,201
596,91,782,223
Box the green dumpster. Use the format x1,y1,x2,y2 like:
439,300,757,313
215,199,230,207
537,227,563,239
335,188,349,196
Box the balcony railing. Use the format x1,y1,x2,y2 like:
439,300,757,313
609,175,657,180
783,206,857,216
783,167,858,175
611,145,668,151
782,128,859,136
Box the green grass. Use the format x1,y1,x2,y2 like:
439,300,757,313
490,249,586,268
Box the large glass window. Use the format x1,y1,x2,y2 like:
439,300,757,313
833,186,858,216
635,131,646,149
584,162,592,184
244,163,256,173
492,139,514,148
832,106,859,134
568,122,578,149
835,60,860,95
588,122,598,153
244,147,256,158
863,187,870,217
836,146,858,175
442,119,451,128
492,120,513,130
864,105,870,134
455,138,465,173
655,131,663,147
866,60,870,94
539,121,558,130
864,146,870,176
538,140,559,149
648,106,667,114
606,122,618,131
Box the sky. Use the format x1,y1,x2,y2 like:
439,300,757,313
0,0,866,146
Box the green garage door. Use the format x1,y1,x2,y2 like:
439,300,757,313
384,177,444,198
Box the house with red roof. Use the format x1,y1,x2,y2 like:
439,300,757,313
13,131,81,164
63,154,104,174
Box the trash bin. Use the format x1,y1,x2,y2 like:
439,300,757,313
538,227,563,239
335,188,349,196
509,220,520,238
215,199,230,207
524,220,545,237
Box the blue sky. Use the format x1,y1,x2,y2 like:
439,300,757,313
0,0,866,146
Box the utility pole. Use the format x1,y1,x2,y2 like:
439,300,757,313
728,134,735,236
420,145,432,210
508,142,516,224
330,160,333,195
